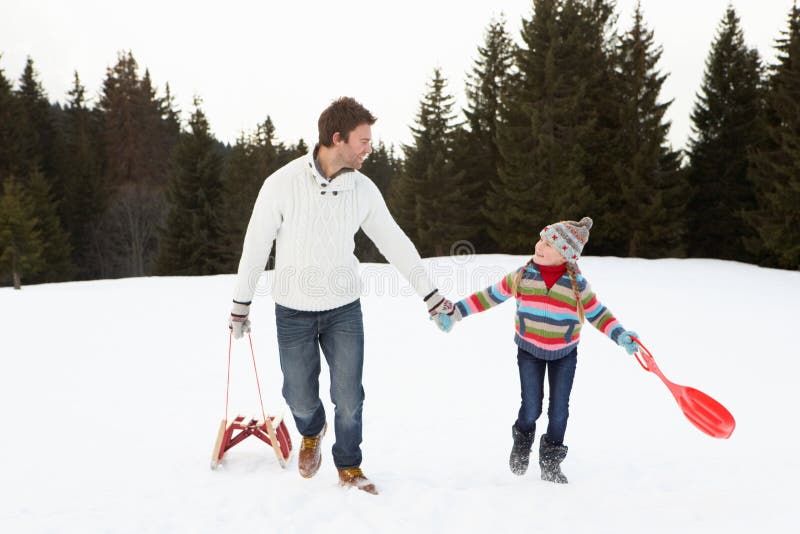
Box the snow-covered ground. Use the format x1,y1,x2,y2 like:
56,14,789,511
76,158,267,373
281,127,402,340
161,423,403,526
1,255,797,533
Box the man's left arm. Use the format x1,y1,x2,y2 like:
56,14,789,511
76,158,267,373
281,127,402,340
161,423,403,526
359,179,435,299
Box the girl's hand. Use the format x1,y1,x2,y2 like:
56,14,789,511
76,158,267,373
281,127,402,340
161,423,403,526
430,307,463,333
618,331,640,355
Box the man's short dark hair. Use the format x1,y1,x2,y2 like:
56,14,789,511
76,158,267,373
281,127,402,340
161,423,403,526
318,97,377,147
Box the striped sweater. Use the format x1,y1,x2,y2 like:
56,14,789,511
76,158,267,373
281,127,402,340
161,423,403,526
454,263,625,360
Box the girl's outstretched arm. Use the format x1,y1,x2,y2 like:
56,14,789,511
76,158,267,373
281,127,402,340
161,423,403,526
579,276,629,346
454,269,519,318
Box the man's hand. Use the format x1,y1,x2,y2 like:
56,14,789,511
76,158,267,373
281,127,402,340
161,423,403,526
424,289,456,317
229,301,251,339
424,290,462,332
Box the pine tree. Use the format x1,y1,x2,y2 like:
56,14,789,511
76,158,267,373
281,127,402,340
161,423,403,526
295,139,309,155
61,72,108,279
25,167,75,282
0,177,44,289
493,0,600,253
386,149,418,241
16,57,59,185
161,82,181,147
219,117,280,271
746,3,800,269
686,6,763,261
157,97,225,275
139,68,174,186
460,15,515,253
614,2,688,258
390,69,477,257
562,0,622,255
356,140,399,262
361,140,397,196
0,57,26,180
96,51,179,277
99,52,162,186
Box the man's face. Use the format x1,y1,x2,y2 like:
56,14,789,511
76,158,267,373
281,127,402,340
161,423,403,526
334,123,373,170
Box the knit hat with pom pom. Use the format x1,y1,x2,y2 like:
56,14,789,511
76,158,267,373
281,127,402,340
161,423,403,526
539,217,593,263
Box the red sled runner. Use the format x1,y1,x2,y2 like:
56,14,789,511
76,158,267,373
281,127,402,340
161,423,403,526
211,332,293,469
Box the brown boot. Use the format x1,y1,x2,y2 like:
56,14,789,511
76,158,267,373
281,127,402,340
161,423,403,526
298,423,327,478
337,467,378,495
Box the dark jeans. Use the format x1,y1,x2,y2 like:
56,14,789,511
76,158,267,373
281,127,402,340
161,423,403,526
275,299,365,469
514,346,578,445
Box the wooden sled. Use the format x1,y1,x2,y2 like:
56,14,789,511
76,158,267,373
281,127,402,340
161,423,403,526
211,413,293,469
212,332,293,470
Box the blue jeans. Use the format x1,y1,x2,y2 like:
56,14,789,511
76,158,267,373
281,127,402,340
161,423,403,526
514,346,578,445
275,299,365,469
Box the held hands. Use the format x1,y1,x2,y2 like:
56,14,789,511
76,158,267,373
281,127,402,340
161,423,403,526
229,301,251,339
433,311,462,332
424,289,462,333
618,330,640,355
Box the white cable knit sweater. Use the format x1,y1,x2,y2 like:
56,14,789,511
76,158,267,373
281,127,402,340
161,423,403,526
233,149,435,311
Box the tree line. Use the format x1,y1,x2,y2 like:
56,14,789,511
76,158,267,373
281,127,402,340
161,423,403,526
1,1,798,289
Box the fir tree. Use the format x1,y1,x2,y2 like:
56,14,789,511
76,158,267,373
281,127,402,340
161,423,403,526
686,6,763,261
99,52,172,187
99,51,140,185
386,151,418,241
25,167,75,282
0,177,44,289
219,117,280,271
61,72,108,279
361,140,397,196
0,56,25,180
157,97,226,275
97,51,179,277
355,140,399,262
161,82,181,146
391,69,477,257
460,15,515,253
614,2,687,258
139,68,175,185
16,57,59,185
493,0,600,253
278,139,308,166
562,0,622,254
746,3,800,269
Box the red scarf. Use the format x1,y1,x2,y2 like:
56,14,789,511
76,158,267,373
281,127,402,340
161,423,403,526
535,262,567,290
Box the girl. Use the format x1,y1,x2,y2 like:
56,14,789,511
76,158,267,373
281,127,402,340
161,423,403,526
437,217,638,483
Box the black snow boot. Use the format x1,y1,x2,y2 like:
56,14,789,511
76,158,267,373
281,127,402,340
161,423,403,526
539,435,569,484
509,425,535,475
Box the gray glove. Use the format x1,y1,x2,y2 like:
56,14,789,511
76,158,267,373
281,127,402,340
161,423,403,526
424,289,456,318
229,301,251,339
424,289,463,333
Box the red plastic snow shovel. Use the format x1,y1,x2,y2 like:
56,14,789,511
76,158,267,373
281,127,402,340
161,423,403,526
211,332,293,469
631,337,735,439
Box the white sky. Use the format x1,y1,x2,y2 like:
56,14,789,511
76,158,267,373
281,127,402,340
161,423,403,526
1,0,795,152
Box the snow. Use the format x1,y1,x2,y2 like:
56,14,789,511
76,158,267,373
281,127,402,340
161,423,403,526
1,255,797,533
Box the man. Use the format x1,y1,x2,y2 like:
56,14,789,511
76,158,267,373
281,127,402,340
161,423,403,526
229,97,454,495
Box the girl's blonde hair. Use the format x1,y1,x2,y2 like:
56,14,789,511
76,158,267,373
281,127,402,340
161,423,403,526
566,262,585,323
511,259,534,298
512,258,585,324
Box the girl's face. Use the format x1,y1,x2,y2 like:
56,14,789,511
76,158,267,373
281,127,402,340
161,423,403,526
534,238,567,266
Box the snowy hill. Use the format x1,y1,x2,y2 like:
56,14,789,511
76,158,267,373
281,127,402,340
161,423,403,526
1,255,797,533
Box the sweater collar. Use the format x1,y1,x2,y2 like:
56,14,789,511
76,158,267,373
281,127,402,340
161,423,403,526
534,262,567,275
305,145,356,191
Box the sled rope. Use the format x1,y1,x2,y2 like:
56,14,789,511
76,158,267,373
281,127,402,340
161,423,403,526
225,331,267,422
